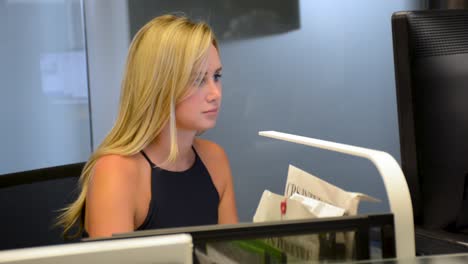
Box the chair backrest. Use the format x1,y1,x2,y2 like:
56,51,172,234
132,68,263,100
0,163,84,250
392,9,468,230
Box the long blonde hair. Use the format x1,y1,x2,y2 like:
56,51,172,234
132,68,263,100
57,14,218,238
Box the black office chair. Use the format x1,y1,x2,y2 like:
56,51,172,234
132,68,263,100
392,9,468,255
0,163,84,250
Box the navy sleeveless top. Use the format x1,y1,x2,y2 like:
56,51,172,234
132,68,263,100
82,147,219,237
136,147,219,230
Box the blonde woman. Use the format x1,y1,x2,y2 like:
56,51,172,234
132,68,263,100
58,14,238,238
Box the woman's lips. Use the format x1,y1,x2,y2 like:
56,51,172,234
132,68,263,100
203,108,218,114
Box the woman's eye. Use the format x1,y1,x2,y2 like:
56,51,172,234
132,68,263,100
214,73,222,82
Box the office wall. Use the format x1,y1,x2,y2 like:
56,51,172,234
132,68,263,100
88,0,424,222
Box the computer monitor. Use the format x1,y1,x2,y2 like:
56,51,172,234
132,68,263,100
0,234,192,264
392,10,468,231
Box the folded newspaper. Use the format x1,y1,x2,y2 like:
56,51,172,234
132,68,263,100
253,164,380,261
254,164,379,222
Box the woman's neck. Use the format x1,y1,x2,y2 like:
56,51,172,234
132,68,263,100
147,125,197,171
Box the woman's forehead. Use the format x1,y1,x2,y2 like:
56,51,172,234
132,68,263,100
206,47,222,72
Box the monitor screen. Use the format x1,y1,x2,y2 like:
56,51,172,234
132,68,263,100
0,234,192,264
392,10,468,230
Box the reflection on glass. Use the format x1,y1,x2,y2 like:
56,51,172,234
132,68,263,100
40,50,88,102
194,231,369,263
0,0,91,175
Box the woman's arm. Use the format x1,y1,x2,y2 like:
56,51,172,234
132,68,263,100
195,139,238,224
217,158,238,224
85,155,139,237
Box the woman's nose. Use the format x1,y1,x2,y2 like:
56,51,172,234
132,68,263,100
206,81,221,102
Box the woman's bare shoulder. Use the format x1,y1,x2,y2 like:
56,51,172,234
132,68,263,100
94,154,141,177
85,154,144,236
194,138,228,161
89,154,143,194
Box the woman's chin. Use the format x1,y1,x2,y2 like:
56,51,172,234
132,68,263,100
199,120,217,131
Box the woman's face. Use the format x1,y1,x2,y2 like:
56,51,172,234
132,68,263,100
176,44,223,132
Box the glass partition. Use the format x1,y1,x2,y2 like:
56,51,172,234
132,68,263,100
0,0,91,175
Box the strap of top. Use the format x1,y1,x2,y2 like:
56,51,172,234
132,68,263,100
191,145,198,156
140,146,198,169
140,150,156,168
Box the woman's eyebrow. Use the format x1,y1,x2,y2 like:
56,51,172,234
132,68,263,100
201,67,222,76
